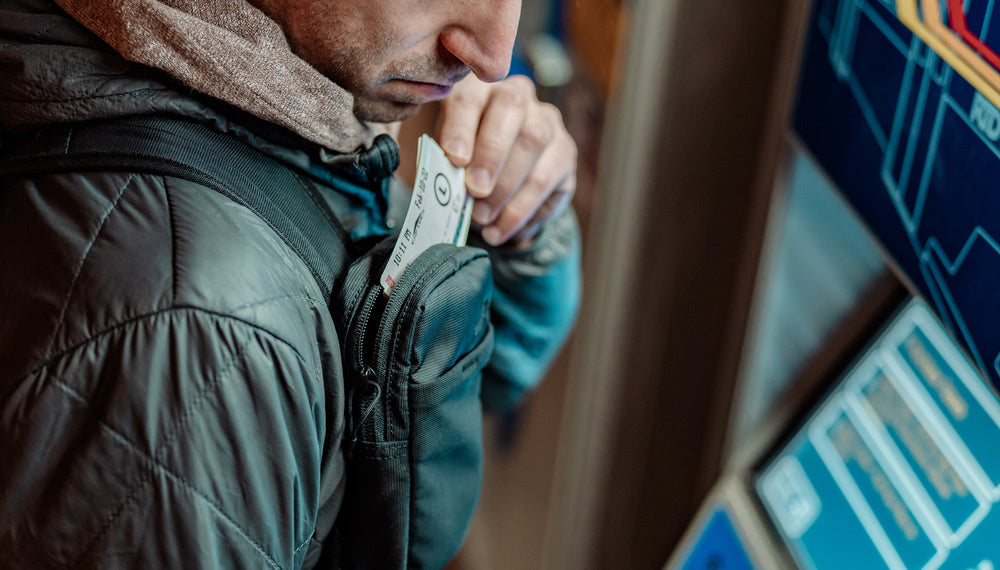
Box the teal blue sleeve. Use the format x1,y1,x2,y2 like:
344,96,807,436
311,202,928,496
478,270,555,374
474,209,582,412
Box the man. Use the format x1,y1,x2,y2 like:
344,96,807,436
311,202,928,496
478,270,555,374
0,0,581,567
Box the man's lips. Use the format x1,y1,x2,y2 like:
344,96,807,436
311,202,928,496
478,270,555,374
388,79,455,102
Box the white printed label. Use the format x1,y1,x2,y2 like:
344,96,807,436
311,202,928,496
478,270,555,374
380,135,473,295
761,455,822,539
971,92,1000,142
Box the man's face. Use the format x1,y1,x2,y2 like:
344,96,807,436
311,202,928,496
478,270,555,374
262,0,522,123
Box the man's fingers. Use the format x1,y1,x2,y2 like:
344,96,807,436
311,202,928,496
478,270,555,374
473,101,558,225
463,75,534,198
464,87,527,199
437,76,490,168
435,73,578,247
480,130,577,245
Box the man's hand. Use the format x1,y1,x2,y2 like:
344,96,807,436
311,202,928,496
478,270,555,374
436,74,577,246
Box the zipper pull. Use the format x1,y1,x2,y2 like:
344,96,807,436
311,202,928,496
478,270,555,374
349,365,381,452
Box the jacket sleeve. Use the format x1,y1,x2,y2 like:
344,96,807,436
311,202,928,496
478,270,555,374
0,308,341,570
475,208,583,413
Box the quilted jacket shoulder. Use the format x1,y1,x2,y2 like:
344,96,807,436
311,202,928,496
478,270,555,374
0,168,346,568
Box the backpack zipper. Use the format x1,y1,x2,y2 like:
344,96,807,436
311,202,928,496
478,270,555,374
348,284,386,449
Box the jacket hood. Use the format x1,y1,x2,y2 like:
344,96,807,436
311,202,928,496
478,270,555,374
0,0,393,153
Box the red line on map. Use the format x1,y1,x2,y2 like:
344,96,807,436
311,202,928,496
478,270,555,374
948,0,1000,71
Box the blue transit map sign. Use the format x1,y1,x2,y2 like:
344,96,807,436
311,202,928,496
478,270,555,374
757,299,1000,569
794,0,1000,393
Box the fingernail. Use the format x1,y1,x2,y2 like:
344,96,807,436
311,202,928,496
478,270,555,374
442,140,470,161
482,226,502,245
467,167,492,196
472,201,492,224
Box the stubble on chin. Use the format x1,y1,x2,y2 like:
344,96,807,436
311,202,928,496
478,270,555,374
352,98,422,123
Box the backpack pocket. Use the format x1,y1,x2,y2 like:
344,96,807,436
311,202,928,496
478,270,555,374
334,239,494,569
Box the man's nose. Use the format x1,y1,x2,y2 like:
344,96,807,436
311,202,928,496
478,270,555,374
439,0,521,82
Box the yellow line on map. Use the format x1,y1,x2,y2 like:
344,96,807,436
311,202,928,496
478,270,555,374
921,0,1000,93
895,0,1000,109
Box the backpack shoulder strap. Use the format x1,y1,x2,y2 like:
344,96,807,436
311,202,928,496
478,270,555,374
0,115,350,298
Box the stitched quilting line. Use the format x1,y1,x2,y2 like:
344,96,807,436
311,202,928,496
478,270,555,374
4,308,320,568
227,293,326,316
292,533,312,556
98,424,284,570
68,328,247,568
69,461,156,569
42,173,135,364
9,305,314,406
57,312,321,569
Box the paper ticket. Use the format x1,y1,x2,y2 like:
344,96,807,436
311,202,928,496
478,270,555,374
380,135,473,295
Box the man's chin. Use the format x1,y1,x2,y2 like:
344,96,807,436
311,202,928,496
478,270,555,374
353,99,422,123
